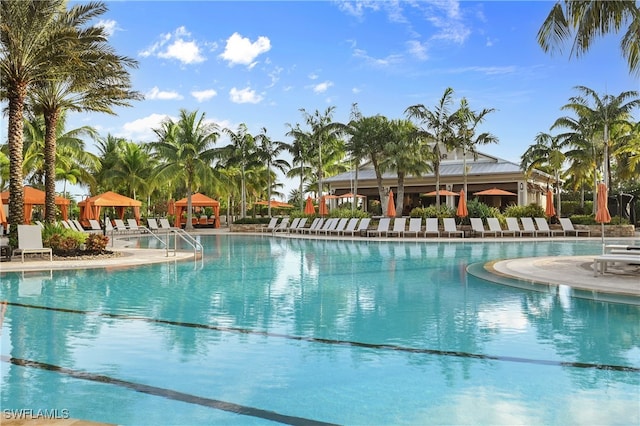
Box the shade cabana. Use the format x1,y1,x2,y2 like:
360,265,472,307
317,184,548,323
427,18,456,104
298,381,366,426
175,193,220,228
78,191,141,224
0,186,70,224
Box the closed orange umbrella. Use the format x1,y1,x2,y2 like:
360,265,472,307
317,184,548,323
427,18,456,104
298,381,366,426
0,196,6,226
595,183,611,249
304,196,315,214
456,190,468,218
387,189,396,218
545,191,556,218
319,195,328,216
167,199,176,215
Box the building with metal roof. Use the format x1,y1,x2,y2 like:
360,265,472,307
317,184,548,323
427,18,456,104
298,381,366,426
323,148,557,214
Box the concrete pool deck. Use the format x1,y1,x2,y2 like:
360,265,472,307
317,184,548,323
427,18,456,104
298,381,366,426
1,228,638,298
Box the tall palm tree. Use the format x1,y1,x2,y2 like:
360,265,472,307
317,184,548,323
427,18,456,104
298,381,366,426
151,109,219,230
219,123,259,219
285,123,314,209
22,112,99,193
255,127,290,217
452,98,498,197
405,87,458,207
105,141,154,201
537,0,640,75
560,86,639,187
380,119,430,217
298,107,346,198
1,0,73,233
521,132,568,217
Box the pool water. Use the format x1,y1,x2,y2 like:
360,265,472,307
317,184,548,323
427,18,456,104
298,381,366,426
1,235,639,425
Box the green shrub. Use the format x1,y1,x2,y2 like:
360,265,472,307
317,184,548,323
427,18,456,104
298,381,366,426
410,205,455,219
466,199,500,219
233,217,273,225
85,233,109,252
562,200,593,216
569,215,595,225
503,203,545,218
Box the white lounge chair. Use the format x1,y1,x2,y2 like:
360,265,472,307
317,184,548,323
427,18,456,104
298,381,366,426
442,218,464,238
593,254,640,276
559,218,591,237
520,217,539,237
88,219,103,232
344,218,370,237
470,218,498,237
534,217,564,237
14,224,52,262
114,219,130,233
314,218,337,235
261,217,280,233
59,220,71,230
72,219,87,232
387,218,407,237
159,218,178,230
328,218,349,235
127,218,149,233
147,218,160,232
272,217,290,233
505,217,524,237
286,218,301,233
486,217,508,237
289,217,308,233
403,218,423,237
424,218,440,237
302,218,324,234
367,218,391,237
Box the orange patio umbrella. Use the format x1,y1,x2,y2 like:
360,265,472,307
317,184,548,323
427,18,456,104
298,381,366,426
474,188,517,196
304,196,315,215
545,191,556,218
318,195,328,216
167,199,176,215
456,190,468,218
421,189,459,197
387,189,396,218
595,182,611,249
0,196,6,227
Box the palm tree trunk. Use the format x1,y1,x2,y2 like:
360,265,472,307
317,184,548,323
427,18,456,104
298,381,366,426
397,172,405,218
267,160,272,217
299,160,304,210
241,167,246,218
185,179,193,230
43,110,60,223
8,85,27,235
353,160,359,213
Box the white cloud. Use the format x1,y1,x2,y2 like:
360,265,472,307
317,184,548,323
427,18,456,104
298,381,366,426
352,87,361,94
97,19,118,37
121,113,172,142
140,26,205,65
313,81,333,94
229,87,263,104
308,72,319,80
191,89,218,102
146,86,183,100
353,48,403,68
407,40,429,61
219,32,271,67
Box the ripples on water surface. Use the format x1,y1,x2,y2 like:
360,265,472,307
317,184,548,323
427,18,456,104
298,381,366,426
1,235,638,425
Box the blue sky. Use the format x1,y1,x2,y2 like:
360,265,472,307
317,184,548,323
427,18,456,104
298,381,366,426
7,1,640,199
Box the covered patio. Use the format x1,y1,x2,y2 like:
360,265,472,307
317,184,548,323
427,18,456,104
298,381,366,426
78,191,142,226
175,193,220,228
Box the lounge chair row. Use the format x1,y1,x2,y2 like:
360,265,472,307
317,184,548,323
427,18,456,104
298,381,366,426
260,216,592,238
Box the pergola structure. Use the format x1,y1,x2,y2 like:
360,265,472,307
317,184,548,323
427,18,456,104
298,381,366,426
0,186,70,224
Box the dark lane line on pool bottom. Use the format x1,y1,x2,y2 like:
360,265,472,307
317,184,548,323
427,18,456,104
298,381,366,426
4,301,640,373
0,355,338,426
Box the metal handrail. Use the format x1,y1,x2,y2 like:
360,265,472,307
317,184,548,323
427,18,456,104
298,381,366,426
166,228,203,259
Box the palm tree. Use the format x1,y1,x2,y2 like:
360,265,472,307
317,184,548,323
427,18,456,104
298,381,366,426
219,123,259,219
537,1,640,75
1,0,73,233
28,33,140,222
22,112,99,194
405,87,459,207
560,86,639,188
151,109,219,230
285,123,314,209
521,132,567,217
298,107,346,198
105,141,154,201
452,98,498,198
255,127,290,217
380,119,431,217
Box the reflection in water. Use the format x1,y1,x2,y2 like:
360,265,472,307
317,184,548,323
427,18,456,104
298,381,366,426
0,236,638,424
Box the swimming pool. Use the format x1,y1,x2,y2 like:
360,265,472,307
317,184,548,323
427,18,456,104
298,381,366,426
1,235,639,425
